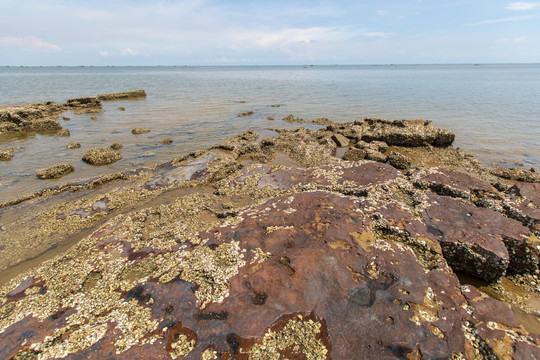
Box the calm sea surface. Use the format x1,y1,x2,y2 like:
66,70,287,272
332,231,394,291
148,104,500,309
1,64,539,202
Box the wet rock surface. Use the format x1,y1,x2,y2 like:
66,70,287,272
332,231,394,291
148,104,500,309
491,167,540,183
1,118,540,359
132,127,151,135
0,102,64,133
66,142,81,149
36,164,75,179
0,148,16,161
96,89,147,101
82,148,122,166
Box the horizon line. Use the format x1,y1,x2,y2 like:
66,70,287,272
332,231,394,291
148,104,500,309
2,62,540,68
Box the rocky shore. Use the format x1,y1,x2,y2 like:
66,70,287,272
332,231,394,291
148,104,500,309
0,113,539,359
0,90,146,134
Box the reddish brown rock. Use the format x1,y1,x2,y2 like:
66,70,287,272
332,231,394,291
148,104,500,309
230,161,401,193
462,285,540,359
504,183,540,235
412,167,498,199
2,191,538,359
422,192,538,280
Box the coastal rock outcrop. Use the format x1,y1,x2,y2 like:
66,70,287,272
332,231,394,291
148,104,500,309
0,119,539,359
1,90,147,134
96,89,146,101
0,102,64,133
351,118,455,147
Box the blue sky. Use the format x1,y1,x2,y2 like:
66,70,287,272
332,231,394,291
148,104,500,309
1,0,539,65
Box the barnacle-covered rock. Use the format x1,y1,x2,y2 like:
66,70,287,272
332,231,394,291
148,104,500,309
1,119,539,359
82,148,122,165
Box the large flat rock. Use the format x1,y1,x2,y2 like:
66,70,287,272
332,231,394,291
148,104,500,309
1,191,539,359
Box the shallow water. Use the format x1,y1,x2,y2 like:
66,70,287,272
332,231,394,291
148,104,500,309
1,64,539,202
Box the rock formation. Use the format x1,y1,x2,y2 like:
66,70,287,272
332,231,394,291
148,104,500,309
0,90,147,134
82,148,122,166
36,164,75,179
0,119,539,359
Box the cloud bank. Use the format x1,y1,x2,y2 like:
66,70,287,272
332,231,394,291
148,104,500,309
0,1,539,65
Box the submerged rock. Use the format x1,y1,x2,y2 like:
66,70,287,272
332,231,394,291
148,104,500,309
57,129,70,137
160,138,173,145
65,97,102,114
82,148,122,165
110,142,123,150
236,110,254,117
66,142,81,149
96,89,146,100
131,127,151,135
0,149,14,161
36,164,74,179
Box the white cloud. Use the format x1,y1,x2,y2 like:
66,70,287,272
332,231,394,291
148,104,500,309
99,48,141,57
120,48,138,56
254,27,348,47
495,36,528,43
465,15,536,26
506,2,540,10
0,36,61,52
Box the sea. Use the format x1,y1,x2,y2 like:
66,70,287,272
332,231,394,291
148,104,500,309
1,64,539,202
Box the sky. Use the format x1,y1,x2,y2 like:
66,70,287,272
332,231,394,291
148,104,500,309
1,0,539,66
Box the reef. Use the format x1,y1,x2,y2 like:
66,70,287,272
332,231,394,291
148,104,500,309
0,90,146,134
0,118,539,359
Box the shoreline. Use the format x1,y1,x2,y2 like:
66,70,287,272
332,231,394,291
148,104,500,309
1,103,540,358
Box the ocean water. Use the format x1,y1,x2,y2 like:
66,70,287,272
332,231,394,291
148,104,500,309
1,64,539,202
